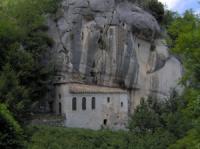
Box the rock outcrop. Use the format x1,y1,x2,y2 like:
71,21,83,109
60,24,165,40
47,0,183,112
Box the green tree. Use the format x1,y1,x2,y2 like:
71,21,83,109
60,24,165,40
161,10,179,28
168,127,200,149
129,98,161,133
0,0,58,122
129,90,191,147
167,10,200,148
0,64,30,121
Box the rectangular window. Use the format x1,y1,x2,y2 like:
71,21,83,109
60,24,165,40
92,97,95,110
107,97,110,103
72,97,77,111
82,97,86,110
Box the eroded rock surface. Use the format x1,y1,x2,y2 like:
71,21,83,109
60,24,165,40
47,0,183,112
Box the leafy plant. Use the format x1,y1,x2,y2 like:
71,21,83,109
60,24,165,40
0,104,25,149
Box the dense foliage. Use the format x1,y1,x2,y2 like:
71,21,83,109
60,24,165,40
26,126,175,149
27,126,128,149
129,94,190,137
0,0,58,148
0,0,58,122
166,10,200,148
168,11,200,87
0,104,25,149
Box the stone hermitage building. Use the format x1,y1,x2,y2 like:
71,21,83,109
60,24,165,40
53,82,128,130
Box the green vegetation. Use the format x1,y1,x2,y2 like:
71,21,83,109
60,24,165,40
26,125,176,149
0,104,25,149
0,0,58,122
129,94,190,137
27,126,128,149
166,10,200,148
168,10,200,86
0,0,58,148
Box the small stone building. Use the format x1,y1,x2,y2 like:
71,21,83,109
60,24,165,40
53,83,128,130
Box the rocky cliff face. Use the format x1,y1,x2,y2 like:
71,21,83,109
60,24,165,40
47,0,183,112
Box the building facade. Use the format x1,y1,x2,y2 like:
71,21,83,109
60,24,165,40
53,83,128,130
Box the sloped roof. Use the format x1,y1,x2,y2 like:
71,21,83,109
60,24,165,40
69,83,127,94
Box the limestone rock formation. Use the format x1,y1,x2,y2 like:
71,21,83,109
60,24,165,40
47,0,183,112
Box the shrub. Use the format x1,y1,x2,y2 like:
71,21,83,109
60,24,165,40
0,104,25,149
129,92,191,141
27,126,128,149
129,98,161,133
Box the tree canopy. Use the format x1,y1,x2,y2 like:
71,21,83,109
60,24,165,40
0,0,58,122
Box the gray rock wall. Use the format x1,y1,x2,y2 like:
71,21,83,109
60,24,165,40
47,0,183,112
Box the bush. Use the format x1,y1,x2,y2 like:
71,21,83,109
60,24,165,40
0,104,25,149
27,126,177,149
129,92,191,144
168,128,200,149
128,130,176,149
129,98,161,133
27,126,128,149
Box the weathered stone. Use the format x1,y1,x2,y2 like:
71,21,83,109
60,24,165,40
47,0,183,113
